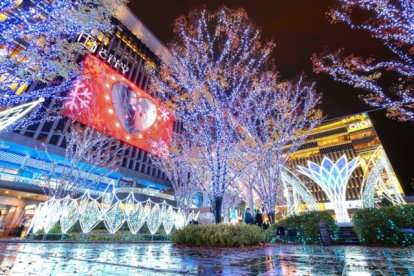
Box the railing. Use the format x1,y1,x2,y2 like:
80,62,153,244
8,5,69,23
0,171,174,201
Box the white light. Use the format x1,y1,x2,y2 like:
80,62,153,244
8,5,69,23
281,166,319,216
0,99,43,131
28,183,197,235
108,109,113,114
298,155,359,223
361,146,405,208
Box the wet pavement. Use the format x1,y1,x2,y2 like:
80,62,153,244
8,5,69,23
0,242,413,275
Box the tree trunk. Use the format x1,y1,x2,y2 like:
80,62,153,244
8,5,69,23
268,212,275,224
214,196,223,224
248,183,254,211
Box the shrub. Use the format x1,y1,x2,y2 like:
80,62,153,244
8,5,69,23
171,224,265,247
266,211,339,244
352,204,414,246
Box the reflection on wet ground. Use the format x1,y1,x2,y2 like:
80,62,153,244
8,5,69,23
0,242,413,275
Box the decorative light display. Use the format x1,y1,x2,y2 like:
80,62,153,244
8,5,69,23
312,0,414,121
241,77,322,221
149,6,322,223
0,0,125,127
151,136,201,215
61,55,174,155
361,146,406,208
298,155,359,223
28,182,199,235
280,167,319,216
37,124,124,199
0,98,43,131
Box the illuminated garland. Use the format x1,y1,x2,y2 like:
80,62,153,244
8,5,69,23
28,182,200,235
312,0,414,121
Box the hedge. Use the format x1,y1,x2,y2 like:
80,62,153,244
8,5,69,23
266,211,339,244
352,204,414,246
171,224,265,247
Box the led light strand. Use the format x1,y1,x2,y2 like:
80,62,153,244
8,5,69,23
298,155,359,223
28,182,199,235
312,0,414,121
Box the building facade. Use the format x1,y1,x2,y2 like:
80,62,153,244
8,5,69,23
288,112,405,212
0,4,176,236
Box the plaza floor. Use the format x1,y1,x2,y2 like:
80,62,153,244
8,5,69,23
0,242,413,275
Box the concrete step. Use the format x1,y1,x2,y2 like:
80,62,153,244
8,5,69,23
338,226,359,245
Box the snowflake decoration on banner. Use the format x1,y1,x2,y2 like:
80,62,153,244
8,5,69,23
64,81,92,112
150,139,170,158
158,107,172,122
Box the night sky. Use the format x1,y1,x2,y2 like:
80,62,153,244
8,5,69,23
129,0,414,195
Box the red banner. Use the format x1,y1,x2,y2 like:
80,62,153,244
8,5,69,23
62,55,173,157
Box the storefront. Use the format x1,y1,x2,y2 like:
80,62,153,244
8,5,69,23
0,189,46,238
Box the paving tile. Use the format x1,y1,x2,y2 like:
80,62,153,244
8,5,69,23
0,243,413,275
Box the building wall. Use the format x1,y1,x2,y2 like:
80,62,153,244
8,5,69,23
1,16,176,194
288,113,404,205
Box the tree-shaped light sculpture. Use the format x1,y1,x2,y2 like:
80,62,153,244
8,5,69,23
298,155,359,223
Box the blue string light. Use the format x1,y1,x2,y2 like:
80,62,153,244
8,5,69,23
313,0,414,121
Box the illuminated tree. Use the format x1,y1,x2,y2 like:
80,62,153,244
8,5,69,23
37,123,124,199
242,76,322,222
221,186,244,222
151,137,201,215
0,0,126,128
312,0,414,121
149,7,275,223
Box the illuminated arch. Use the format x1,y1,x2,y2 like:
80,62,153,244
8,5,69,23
361,146,405,208
281,166,319,216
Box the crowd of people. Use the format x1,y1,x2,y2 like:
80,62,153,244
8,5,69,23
244,208,270,230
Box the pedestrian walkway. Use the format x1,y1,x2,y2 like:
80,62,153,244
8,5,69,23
0,242,413,275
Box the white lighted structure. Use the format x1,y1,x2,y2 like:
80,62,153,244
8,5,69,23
361,146,405,208
281,167,319,216
298,155,359,223
28,182,199,236
0,98,44,131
